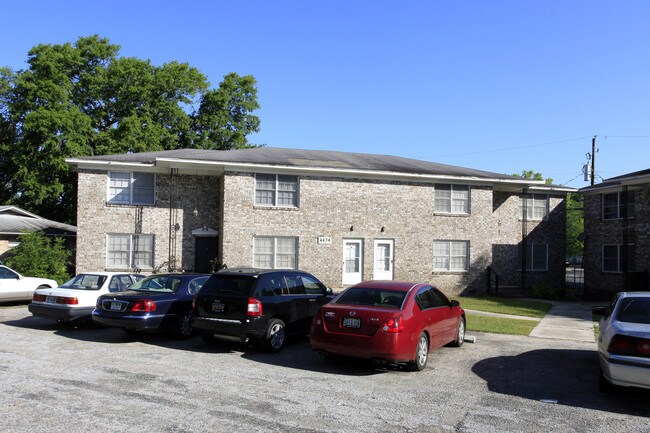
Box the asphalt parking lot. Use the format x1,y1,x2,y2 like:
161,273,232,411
1,305,648,433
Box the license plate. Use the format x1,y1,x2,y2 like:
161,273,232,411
212,302,225,313
46,296,57,304
110,302,122,311
342,317,361,328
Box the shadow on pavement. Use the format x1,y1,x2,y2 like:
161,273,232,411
472,348,650,417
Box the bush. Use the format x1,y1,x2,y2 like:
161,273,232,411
5,231,71,284
530,283,561,300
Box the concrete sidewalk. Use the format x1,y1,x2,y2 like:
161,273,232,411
465,300,600,343
529,300,599,343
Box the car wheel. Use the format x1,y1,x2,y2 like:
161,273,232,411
172,312,193,339
409,333,429,371
450,317,466,347
263,318,286,353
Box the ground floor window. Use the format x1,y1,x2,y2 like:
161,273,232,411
525,243,548,271
433,240,468,271
107,234,154,269
253,236,298,269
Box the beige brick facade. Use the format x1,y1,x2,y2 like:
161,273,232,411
76,167,567,296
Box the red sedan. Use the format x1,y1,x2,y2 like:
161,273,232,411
309,281,465,371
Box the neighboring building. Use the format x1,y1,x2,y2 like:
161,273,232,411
66,147,572,295
0,205,77,257
580,169,650,299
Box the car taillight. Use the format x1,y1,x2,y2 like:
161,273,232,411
32,294,46,302
56,297,79,305
608,334,650,358
132,299,157,312
247,298,262,317
312,313,322,326
382,315,404,333
192,296,197,312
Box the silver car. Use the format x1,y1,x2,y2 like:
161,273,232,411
593,292,650,391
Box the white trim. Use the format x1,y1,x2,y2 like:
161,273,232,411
373,239,394,280
192,227,219,237
343,239,364,285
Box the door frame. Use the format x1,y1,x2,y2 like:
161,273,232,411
342,238,363,285
373,239,394,280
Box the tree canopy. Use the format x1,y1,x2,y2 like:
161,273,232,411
0,35,260,224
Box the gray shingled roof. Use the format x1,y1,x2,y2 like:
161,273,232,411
77,147,522,180
579,168,650,193
0,206,77,235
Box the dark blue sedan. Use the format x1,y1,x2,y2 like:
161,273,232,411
92,273,209,338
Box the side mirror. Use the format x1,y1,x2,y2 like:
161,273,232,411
450,300,460,307
325,287,334,296
592,306,609,316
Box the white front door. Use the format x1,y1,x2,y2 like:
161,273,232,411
374,239,394,280
343,239,363,285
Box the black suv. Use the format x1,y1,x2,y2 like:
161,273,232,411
192,268,332,352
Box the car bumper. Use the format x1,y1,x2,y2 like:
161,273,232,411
28,303,94,321
599,352,650,390
91,310,167,331
192,316,267,342
309,325,416,363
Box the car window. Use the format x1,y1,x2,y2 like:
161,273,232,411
336,287,405,307
429,288,450,307
108,275,136,293
616,298,650,324
188,276,209,295
285,275,305,295
60,274,107,290
130,276,183,293
256,274,287,296
199,275,256,296
301,275,325,295
0,267,18,279
415,287,435,310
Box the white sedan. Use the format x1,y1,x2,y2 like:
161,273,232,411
0,265,58,302
28,272,144,323
593,291,650,391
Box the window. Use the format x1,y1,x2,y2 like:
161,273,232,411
602,244,634,273
255,174,298,207
434,184,470,214
520,194,548,220
108,172,155,205
433,241,468,271
603,192,635,220
107,234,154,269
525,243,548,271
253,237,298,269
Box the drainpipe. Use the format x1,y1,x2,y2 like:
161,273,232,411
521,188,528,292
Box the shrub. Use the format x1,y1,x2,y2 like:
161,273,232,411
530,283,561,300
5,231,71,284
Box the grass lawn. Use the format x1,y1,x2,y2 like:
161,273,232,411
466,313,539,336
458,296,552,318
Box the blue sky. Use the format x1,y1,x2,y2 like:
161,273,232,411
3,1,649,188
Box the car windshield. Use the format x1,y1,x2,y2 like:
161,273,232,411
199,275,256,296
335,288,406,308
129,276,184,293
60,274,107,290
617,298,650,324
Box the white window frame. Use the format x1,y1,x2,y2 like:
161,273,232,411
253,236,298,269
525,243,548,271
434,184,470,215
602,244,627,273
602,192,635,220
433,240,469,272
520,194,548,220
254,174,299,208
107,172,155,205
106,234,154,269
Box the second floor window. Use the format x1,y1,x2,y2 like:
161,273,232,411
108,172,155,205
434,184,470,214
521,194,548,220
603,191,635,220
255,174,298,207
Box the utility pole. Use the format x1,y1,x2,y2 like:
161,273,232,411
591,136,596,186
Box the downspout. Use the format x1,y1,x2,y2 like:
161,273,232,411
521,188,528,292
168,168,178,272
622,185,629,289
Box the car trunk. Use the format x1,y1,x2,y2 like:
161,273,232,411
320,304,399,336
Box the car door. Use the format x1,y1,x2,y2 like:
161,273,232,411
413,287,443,347
300,274,330,317
429,288,458,343
282,273,311,332
0,267,25,301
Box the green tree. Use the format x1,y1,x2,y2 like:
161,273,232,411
512,170,553,184
566,193,584,260
5,231,71,284
0,35,260,224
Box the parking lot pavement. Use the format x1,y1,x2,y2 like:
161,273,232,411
1,305,649,433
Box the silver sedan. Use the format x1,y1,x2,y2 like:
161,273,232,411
593,291,650,391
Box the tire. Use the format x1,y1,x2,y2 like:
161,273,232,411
263,318,286,353
172,312,193,339
450,316,466,347
409,333,429,371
